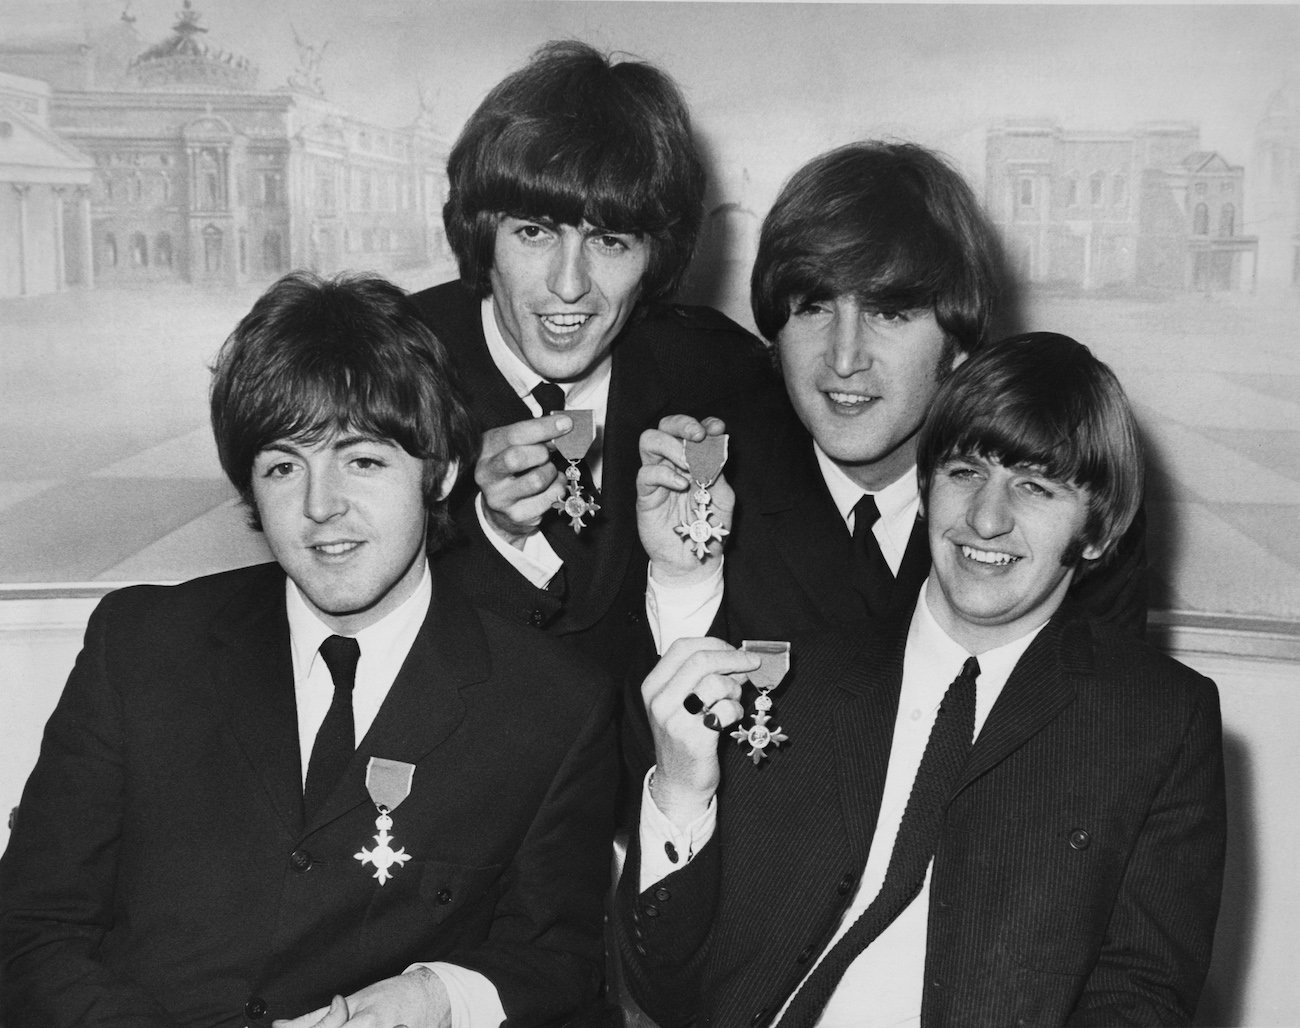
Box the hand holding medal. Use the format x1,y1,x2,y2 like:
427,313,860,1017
674,433,730,560
549,409,600,532
731,641,791,764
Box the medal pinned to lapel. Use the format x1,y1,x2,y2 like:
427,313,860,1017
674,434,730,560
732,641,791,765
550,409,600,533
355,757,416,885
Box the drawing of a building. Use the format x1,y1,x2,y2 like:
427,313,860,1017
1253,84,1300,288
0,3,449,291
986,120,1258,293
0,71,95,297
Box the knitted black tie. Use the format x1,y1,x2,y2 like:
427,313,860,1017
781,656,981,1027
303,635,360,820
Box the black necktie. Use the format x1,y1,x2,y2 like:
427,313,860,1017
781,656,981,1027
532,381,566,416
851,495,894,618
304,635,360,820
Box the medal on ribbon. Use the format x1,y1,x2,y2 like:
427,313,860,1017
732,641,791,764
550,409,600,533
354,757,415,885
674,434,730,560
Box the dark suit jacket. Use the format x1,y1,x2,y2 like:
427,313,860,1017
409,280,777,682
616,614,1226,1027
717,396,1151,642
0,562,617,1027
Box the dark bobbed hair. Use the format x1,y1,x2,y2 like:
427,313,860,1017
752,141,1002,352
916,332,1143,570
443,40,704,303
210,271,478,551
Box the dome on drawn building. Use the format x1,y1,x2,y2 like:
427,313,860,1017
128,1,257,91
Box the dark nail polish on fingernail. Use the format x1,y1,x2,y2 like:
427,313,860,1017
703,712,721,731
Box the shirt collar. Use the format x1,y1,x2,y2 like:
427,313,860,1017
286,562,433,677
480,297,612,408
914,576,1047,678
813,441,919,526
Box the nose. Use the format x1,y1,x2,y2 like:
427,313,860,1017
967,479,1014,539
304,465,347,523
547,233,591,303
826,303,872,378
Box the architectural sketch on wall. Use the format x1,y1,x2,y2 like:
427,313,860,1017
0,1,1297,628
986,121,1258,295
0,2,450,297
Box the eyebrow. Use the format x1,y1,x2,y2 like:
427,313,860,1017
256,434,398,458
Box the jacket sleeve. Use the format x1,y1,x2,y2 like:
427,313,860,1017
446,672,620,1025
1069,675,1227,1025
0,594,179,1026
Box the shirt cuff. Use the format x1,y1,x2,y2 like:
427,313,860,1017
638,767,717,893
475,492,563,589
645,559,724,654
404,962,505,1028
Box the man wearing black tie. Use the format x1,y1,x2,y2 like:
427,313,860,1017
408,41,774,681
0,273,617,1027
636,142,1148,666
619,334,1225,1026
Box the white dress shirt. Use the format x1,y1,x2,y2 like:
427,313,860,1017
475,297,613,588
645,445,920,653
285,564,505,1027
639,580,1048,1026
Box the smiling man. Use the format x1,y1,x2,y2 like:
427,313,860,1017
619,333,1226,1027
408,41,773,682
0,273,618,1028
636,142,1149,670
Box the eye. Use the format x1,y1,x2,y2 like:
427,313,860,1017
350,455,387,471
589,232,632,254
792,298,831,317
866,308,909,324
942,462,980,482
514,221,551,244
260,460,297,479
1019,479,1054,498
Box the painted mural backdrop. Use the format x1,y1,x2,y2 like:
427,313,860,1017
2,1,1297,624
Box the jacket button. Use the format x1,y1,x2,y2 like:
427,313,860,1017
751,1009,769,1026
643,904,659,918
625,608,642,624
288,849,312,872
435,888,453,905
635,943,648,957
529,608,545,627
245,996,268,1019
796,945,814,964
836,873,855,896
1069,828,1091,851
654,886,671,902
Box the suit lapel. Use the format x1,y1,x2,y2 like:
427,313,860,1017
759,420,864,625
209,566,304,836
307,572,489,830
828,623,908,865
959,617,1085,792
890,516,932,614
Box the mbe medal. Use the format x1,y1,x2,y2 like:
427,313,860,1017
550,409,600,532
731,641,791,765
674,434,730,560
355,757,416,885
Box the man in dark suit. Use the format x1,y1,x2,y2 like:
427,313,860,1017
636,143,1147,658
0,273,617,1027
408,41,775,681
619,334,1225,1026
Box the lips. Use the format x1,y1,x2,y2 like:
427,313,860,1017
311,540,362,557
960,543,1019,567
538,312,593,335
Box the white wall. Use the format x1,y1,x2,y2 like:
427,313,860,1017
1,598,1297,1025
